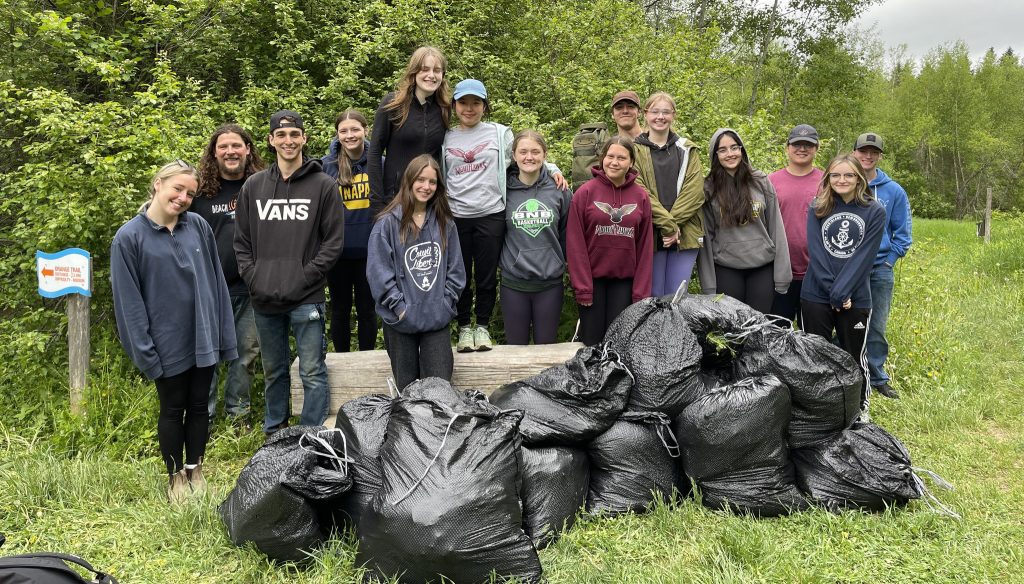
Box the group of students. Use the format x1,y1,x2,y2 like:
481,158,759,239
108,45,911,502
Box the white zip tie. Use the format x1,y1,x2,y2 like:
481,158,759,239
386,377,399,398
671,278,689,306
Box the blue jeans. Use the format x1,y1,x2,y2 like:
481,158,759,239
208,296,260,418
867,264,895,386
254,303,329,432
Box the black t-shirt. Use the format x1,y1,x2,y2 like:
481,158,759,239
190,178,248,296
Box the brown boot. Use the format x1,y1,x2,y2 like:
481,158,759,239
167,469,189,504
185,463,207,495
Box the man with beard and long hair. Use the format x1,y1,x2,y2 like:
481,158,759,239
192,124,265,432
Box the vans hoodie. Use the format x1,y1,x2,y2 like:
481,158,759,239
234,157,344,314
867,169,913,267
366,205,466,334
500,164,572,291
566,166,654,304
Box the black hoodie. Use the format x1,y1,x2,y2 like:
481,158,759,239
234,157,344,314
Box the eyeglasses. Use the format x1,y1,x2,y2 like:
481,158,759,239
175,158,194,170
789,143,816,150
646,109,675,116
716,145,742,155
828,172,858,181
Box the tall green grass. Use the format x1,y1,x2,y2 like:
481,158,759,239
1,218,1022,583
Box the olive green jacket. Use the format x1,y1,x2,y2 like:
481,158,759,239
633,135,705,250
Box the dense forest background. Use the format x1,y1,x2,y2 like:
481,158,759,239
2,0,1022,436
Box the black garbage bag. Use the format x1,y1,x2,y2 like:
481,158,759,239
677,376,807,517
604,297,705,416
489,345,632,446
586,411,680,516
792,422,922,512
671,294,769,372
220,426,353,562
358,378,542,584
520,446,589,549
733,325,863,448
329,394,393,532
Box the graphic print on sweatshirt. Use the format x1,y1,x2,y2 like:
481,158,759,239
822,212,867,259
404,241,442,292
257,198,310,221
512,199,555,237
593,201,637,238
209,198,237,219
340,172,370,210
447,141,493,176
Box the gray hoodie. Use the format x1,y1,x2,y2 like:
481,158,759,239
499,165,572,291
697,128,791,295
366,205,466,334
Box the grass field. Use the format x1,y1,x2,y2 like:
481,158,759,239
2,218,1023,583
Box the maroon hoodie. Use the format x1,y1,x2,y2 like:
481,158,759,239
567,166,654,304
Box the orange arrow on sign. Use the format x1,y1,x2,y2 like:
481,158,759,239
41,267,54,277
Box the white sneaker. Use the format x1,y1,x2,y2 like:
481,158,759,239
474,326,493,351
457,326,475,352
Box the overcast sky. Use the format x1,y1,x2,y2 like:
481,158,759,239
856,0,1024,62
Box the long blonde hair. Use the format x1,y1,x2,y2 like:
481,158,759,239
813,154,871,218
383,46,452,129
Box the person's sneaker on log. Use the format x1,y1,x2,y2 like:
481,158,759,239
457,326,476,352
474,326,493,351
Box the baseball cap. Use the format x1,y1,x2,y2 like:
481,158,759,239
853,132,884,152
610,90,641,109
787,124,819,145
453,79,488,102
269,110,304,132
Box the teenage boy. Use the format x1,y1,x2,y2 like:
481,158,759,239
769,124,825,323
610,90,643,140
192,124,265,430
235,110,344,434
853,132,912,400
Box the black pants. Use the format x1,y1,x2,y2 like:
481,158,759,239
154,366,214,475
577,278,633,346
715,262,774,314
500,284,564,345
770,277,803,326
801,301,872,405
382,324,454,391
455,213,505,328
327,257,377,351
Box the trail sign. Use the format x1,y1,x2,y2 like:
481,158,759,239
37,248,92,298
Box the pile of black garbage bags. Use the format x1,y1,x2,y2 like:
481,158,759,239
219,294,932,583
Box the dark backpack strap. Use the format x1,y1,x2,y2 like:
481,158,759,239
0,552,119,583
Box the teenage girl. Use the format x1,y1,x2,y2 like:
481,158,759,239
321,110,377,352
368,46,451,214
566,136,654,346
367,154,466,391
499,130,572,345
632,91,704,297
801,154,885,405
442,79,568,351
110,160,237,502
696,128,791,313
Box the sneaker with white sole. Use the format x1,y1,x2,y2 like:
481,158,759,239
474,326,493,351
457,326,475,352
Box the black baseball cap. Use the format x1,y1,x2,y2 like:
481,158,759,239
269,110,304,132
787,124,819,145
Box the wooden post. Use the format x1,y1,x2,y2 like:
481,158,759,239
68,294,89,415
984,186,993,244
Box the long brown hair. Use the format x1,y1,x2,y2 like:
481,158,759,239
814,154,871,218
383,46,452,129
333,110,369,187
379,154,453,251
707,130,756,227
197,124,265,199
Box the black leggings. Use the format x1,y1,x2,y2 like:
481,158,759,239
382,324,454,391
715,262,774,314
154,366,214,475
801,302,872,406
455,213,505,328
327,257,377,351
577,278,633,346
500,284,564,345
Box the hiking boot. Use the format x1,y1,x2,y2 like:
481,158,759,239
873,383,900,399
186,464,207,495
457,326,475,352
474,326,493,351
167,469,189,504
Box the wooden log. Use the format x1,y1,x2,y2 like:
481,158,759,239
290,342,584,418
